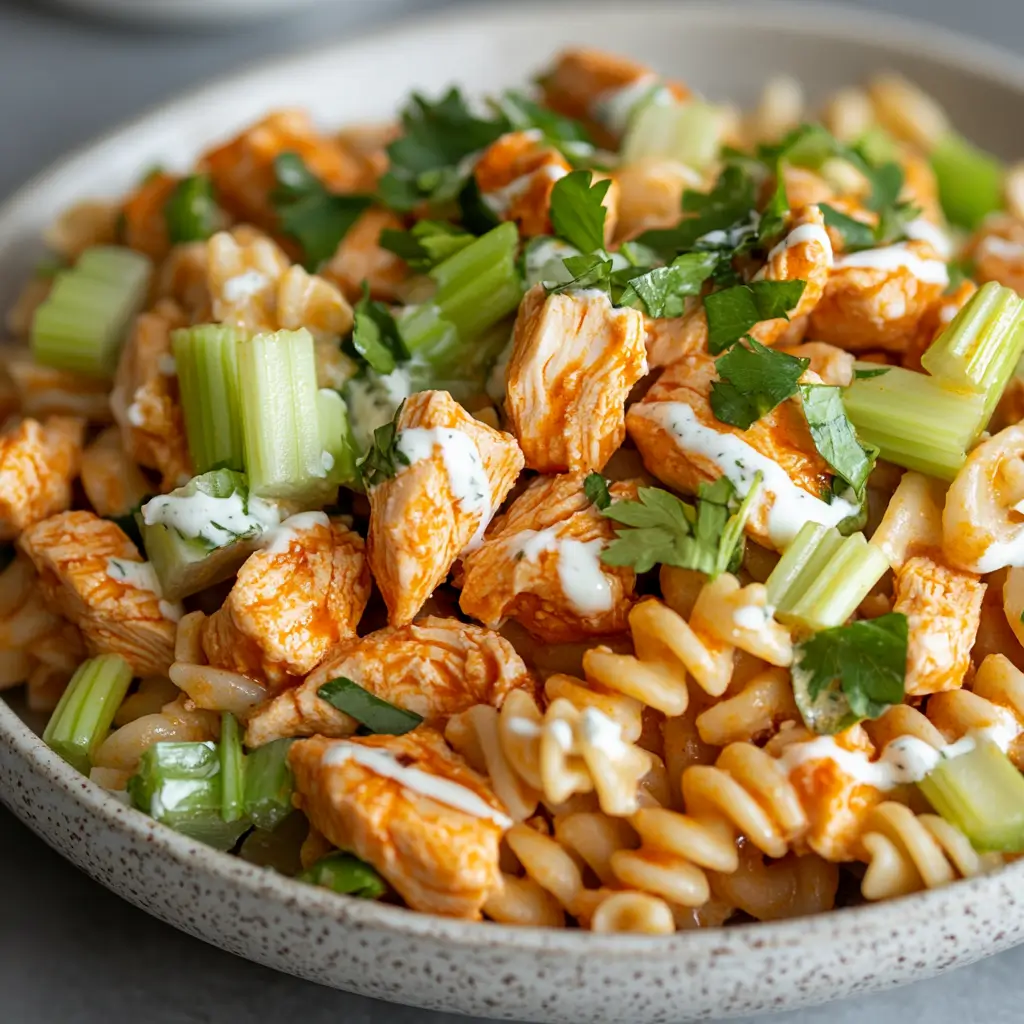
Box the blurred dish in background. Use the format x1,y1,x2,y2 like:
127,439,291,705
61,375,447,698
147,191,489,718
49,0,336,26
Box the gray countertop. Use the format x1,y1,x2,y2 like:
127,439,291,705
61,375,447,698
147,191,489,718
1,0,1023,1021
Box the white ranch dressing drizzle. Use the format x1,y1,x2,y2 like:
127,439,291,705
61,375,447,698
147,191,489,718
222,270,271,303
344,364,415,451
262,511,330,555
482,164,568,218
733,604,771,632
512,528,613,616
903,218,954,259
106,557,183,622
125,402,145,427
637,401,859,547
964,532,1024,574
396,427,492,548
577,706,630,759
591,74,669,136
833,242,949,286
977,234,1024,262
322,742,512,828
776,710,1022,790
767,221,834,265
142,489,280,548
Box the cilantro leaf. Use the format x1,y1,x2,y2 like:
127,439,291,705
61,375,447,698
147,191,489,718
490,90,593,150
377,88,508,211
379,220,475,271
549,170,611,253
358,404,409,488
350,283,407,375
547,254,612,295
599,478,757,577
799,383,876,497
819,203,875,251
584,472,611,510
271,153,372,270
703,279,807,353
637,165,757,258
164,174,221,245
854,365,890,380
617,252,718,318
794,613,908,726
710,339,809,429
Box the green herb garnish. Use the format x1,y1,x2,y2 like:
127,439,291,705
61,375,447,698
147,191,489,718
799,383,877,497
357,404,409,489
704,279,807,353
317,676,424,735
548,170,611,254
271,152,372,270
350,283,407,375
617,252,718,318
710,338,809,429
793,612,908,724
164,174,221,245
584,472,612,510
379,220,475,271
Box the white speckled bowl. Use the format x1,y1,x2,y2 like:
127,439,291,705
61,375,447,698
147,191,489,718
3,4,1024,1020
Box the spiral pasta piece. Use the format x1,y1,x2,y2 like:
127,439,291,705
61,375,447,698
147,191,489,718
859,802,1000,901
582,581,792,719
609,743,808,907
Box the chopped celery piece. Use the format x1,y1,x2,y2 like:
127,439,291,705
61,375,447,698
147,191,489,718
297,852,387,899
43,654,133,774
921,281,1024,421
128,741,250,850
621,99,724,171
931,132,1003,230
919,740,1024,852
767,524,888,632
138,469,278,602
31,246,151,377
398,222,522,366
173,324,246,474
842,364,988,480
219,713,246,824
316,388,359,491
237,328,328,503
243,739,295,831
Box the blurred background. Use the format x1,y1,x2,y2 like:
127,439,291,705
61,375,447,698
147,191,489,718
2,1,1024,1023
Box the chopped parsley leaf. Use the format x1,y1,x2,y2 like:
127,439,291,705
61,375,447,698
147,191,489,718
379,220,475,271
799,383,877,497
317,676,423,735
549,170,611,254
794,612,908,726
164,174,221,245
819,203,875,251
600,476,758,578
853,365,890,380
358,404,409,488
271,152,372,270
704,279,807,354
617,252,718,318
377,87,508,211
710,339,809,429
584,472,612,510
350,283,407,375
547,253,613,296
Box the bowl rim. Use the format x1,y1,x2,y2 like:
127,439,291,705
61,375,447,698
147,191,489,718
5,0,1024,958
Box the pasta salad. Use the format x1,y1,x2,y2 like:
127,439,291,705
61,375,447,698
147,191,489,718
5,47,1024,934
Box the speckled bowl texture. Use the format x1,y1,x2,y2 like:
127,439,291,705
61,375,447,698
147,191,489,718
4,4,1024,1020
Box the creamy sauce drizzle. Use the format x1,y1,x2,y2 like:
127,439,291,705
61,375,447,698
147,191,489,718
263,511,330,555
777,711,1022,790
222,270,270,303
512,529,613,615
322,742,512,828
396,427,492,548
142,489,280,548
592,74,669,136
637,401,859,547
904,218,954,259
767,221,834,265
834,243,949,286
977,235,1024,262
482,164,567,217
106,557,183,622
